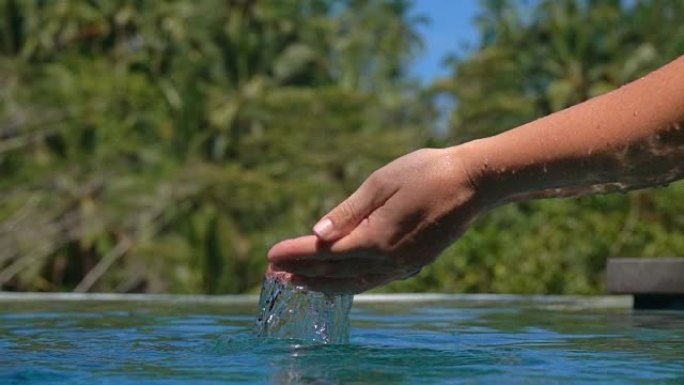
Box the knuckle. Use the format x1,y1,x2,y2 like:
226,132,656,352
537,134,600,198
374,231,402,253
365,170,384,189
336,198,357,222
365,169,393,195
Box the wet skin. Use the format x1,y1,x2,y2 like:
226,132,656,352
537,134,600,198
269,55,684,295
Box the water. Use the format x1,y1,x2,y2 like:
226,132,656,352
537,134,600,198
254,276,353,344
1,296,683,384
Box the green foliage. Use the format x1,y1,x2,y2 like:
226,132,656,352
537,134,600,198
1,0,682,295
436,0,684,142
0,0,425,293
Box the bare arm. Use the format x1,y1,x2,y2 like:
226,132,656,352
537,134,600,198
462,55,684,204
268,56,684,294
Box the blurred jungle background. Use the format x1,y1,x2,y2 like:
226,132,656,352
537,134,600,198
1,0,682,294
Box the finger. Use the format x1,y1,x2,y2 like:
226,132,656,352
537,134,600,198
267,230,383,263
267,235,322,263
327,214,385,254
290,274,389,295
270,258,394,278
267,235,353,262
313,173,397,242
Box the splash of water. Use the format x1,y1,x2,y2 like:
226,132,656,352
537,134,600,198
254,276,353,344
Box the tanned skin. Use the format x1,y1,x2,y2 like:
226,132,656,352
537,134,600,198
268,56,684,295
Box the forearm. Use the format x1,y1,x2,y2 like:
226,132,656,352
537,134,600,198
458,55,684,205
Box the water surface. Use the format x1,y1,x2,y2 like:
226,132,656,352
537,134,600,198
0,296,682,384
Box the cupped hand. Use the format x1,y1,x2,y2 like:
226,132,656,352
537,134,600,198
267,147,491,294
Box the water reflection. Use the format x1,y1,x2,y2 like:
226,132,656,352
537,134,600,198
266,338,543,385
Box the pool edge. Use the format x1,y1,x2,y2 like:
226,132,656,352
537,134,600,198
0,291,633,309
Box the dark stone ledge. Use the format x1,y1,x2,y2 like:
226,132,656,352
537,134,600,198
607,258,684,310
607,258,684,294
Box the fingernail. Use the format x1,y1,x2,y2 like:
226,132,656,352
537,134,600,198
313,218,333,239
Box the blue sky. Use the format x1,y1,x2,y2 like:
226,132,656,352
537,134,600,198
410,0,481,82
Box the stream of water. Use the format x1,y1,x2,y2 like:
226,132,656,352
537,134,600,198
254,275,353,344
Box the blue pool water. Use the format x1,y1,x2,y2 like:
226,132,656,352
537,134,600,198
0,294,682,384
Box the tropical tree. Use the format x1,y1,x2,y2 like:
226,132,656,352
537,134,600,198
0,0,427,293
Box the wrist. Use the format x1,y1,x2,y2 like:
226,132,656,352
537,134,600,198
451,136,546,206
445,141,510,208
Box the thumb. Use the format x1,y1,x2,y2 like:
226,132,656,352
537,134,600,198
313,174,392,242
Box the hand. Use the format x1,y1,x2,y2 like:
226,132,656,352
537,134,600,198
267,147,491,294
